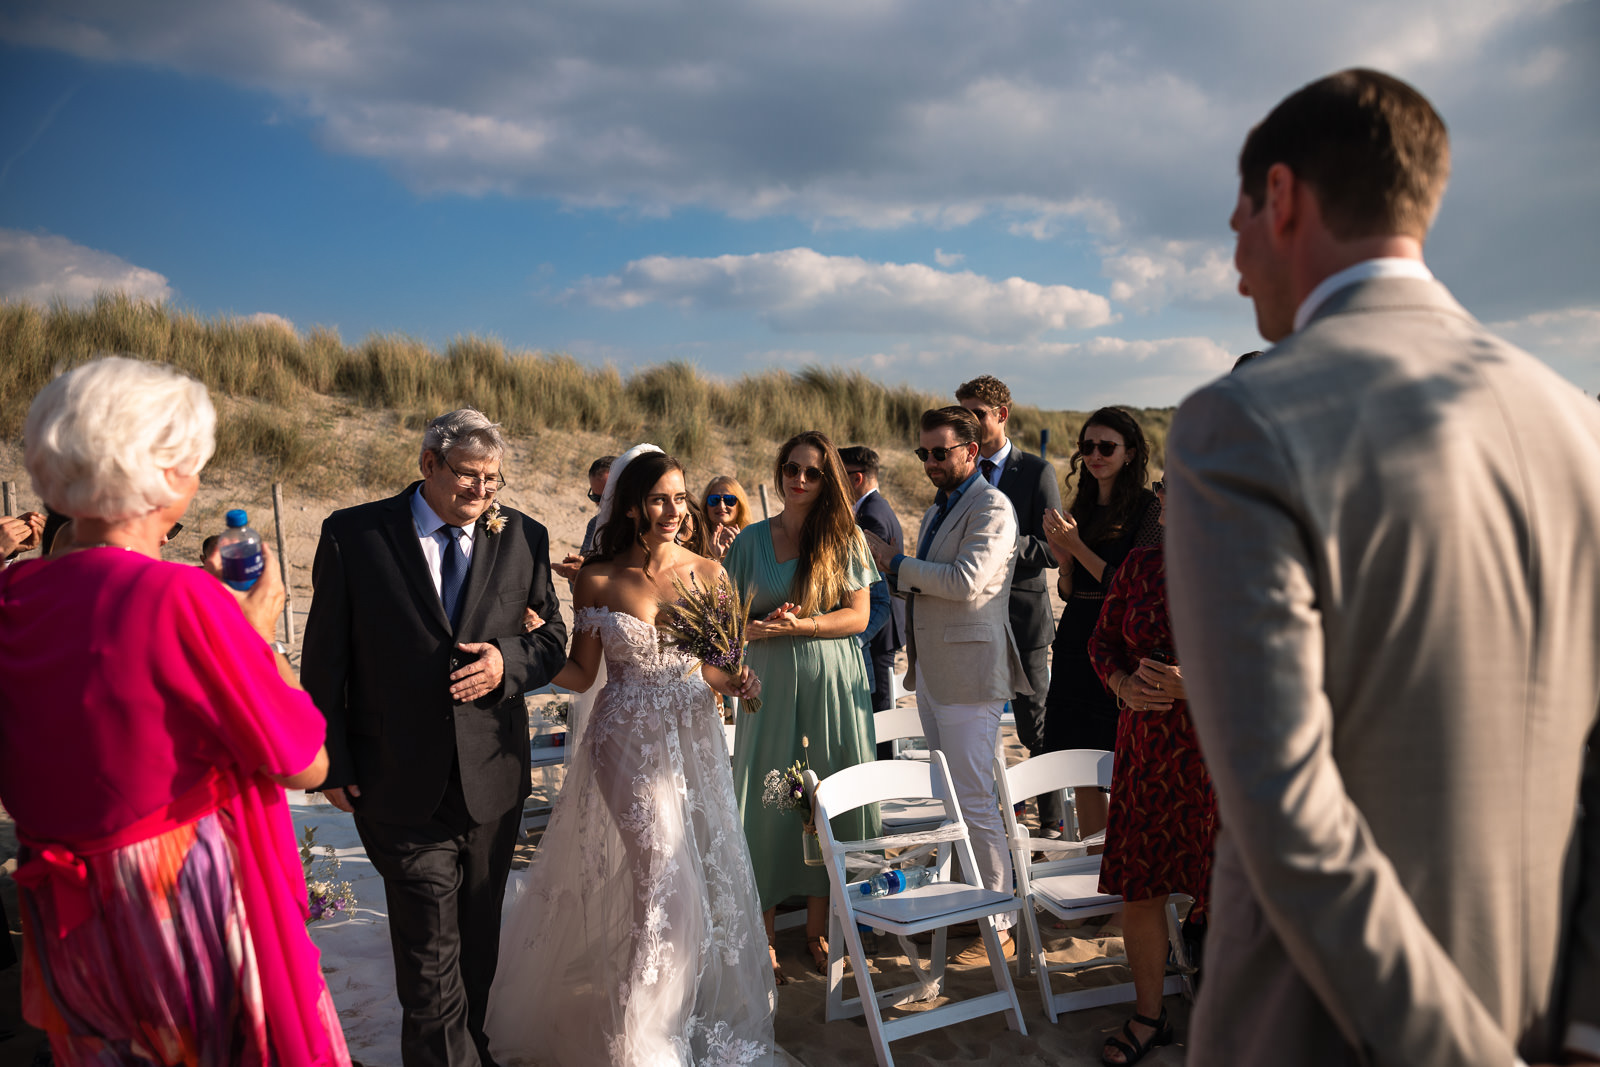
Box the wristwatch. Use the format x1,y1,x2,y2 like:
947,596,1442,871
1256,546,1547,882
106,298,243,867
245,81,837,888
270,641,290,656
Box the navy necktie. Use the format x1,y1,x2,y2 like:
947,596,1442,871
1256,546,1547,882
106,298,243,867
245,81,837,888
439,526,467,628
981,458,997,484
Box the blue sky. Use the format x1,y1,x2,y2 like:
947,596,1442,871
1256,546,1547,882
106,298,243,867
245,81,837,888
1,1,1595,409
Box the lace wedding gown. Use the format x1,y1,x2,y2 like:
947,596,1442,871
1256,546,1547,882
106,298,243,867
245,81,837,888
486,607,777,1067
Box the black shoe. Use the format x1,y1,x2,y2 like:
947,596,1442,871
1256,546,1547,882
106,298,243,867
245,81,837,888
1101,1006,1172,1066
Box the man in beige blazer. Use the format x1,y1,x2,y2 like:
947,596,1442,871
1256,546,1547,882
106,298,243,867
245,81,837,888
865,405,1031,962
1165,69,1600,1067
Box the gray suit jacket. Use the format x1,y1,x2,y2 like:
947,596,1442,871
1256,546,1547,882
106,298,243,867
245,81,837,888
1166,276,1600,1066
898,476,1030,705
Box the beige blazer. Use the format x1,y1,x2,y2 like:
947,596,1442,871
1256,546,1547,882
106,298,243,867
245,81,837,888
898,475,1031,705
1166,276,1600,1066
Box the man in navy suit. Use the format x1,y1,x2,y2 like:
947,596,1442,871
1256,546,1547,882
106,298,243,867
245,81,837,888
957,375,1064,833
839,445,905,735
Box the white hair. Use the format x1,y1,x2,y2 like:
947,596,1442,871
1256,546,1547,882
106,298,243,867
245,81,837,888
24,356,217,521
420,408,507,465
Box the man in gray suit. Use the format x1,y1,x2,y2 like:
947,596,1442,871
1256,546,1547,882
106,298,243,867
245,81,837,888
1165,69,1600,1066
865,406,1031,963
956,374,1064,834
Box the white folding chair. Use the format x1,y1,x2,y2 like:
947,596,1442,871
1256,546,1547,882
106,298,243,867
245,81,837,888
996,749,1192,1022
815,752,1027,1067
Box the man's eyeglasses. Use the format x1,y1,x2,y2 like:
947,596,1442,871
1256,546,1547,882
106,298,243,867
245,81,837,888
782,462,825,482
1078,440,1121,458
165,522,184,541
913,445,970,462
706,494,739,509
442,456,507,492
587,489,603,504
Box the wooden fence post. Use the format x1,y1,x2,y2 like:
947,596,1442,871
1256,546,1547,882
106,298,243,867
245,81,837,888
271,483,295,647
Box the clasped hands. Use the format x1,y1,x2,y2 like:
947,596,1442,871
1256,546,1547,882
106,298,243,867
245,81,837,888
0,511,46,557
1117,658,1186,712
747,602,807,640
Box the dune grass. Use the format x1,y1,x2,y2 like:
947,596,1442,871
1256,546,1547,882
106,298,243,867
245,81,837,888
0,294,1172,494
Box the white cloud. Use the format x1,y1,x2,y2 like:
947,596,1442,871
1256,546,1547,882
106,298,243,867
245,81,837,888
933,249,964,268
574,248,1114,340
2,0,1586,246
1103,241,1236,312
241,311,297,334
1488,305,1600,390
0,228,173,307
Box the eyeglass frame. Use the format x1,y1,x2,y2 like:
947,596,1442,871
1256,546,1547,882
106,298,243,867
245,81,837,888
913,444,975,463
1077,439,1122,458
781,461,825,482
440,454,508,493
706,494,739,509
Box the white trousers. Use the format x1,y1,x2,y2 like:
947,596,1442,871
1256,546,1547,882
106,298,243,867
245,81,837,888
914,664,1014,931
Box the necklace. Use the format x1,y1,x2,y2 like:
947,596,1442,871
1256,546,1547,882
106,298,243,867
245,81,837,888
66,541,137,554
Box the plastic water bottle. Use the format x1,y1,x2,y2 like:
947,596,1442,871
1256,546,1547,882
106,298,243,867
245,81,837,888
218,509,265,591
857,866,938,899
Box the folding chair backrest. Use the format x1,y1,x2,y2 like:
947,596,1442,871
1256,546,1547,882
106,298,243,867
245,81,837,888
814,753,959,837
1004,748,1112,806
872,706,926,746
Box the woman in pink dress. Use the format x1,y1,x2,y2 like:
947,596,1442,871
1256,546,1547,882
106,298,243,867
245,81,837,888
0,356,350,1066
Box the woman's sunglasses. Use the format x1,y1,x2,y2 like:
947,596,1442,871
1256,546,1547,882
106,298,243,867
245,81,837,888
706,494,739,508
1078,440,1122,457
781,462,825,482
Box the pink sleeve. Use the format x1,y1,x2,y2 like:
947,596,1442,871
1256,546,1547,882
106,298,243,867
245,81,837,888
159,568,325,779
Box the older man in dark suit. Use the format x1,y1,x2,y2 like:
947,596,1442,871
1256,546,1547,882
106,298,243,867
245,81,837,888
302,409,567,1067
1167,69,1600,1066
956,375,1064,834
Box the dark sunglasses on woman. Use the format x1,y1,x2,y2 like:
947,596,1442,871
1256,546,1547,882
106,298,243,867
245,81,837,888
706,494,739,509
781,462,825,482
1079,440,1121,457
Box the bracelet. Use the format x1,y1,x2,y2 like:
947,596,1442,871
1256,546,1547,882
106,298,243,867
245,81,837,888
1114,674,1129,709
811,617,820,637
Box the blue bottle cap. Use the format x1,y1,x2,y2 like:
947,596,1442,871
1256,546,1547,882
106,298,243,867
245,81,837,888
225,509,248,527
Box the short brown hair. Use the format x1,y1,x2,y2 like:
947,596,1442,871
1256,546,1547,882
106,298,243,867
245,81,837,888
920,406,980,446
836,445,880,476
955,375,1011,411
1239,68,1449,241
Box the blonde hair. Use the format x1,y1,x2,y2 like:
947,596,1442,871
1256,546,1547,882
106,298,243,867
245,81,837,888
776,430,869,618
702,474,752,530
25,356,216,521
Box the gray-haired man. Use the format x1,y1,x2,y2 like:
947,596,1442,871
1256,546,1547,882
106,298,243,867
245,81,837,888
303,409,568,1066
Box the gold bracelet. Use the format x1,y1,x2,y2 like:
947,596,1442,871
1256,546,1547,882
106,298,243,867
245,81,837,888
811,617,820,637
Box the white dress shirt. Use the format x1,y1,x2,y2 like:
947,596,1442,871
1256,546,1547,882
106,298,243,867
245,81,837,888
410,487,477,598
978,438,1012,487
1293,257,1434,333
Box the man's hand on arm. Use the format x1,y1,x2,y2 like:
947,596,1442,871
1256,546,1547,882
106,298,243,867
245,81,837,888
449,641,505,703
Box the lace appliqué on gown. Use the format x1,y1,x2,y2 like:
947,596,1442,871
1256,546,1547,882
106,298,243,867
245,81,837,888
486,607,776,1067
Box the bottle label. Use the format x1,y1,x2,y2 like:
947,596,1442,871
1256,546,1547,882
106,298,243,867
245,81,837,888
222,548,265,589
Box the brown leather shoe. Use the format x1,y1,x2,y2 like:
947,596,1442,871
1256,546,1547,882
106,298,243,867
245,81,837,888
952,931,1015,965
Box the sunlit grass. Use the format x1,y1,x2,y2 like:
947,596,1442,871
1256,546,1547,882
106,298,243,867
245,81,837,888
0,293,1172,495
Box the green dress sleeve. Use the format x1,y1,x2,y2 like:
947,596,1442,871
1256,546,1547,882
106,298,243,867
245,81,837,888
843,529,881,591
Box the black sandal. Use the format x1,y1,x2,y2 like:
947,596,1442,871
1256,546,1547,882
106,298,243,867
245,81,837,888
1100,1007,1172,1066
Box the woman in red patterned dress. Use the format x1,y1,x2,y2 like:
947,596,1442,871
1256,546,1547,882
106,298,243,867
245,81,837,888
1089,480,1217,1065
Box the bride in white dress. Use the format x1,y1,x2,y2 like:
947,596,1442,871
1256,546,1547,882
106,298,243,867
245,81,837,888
486,446,777,1066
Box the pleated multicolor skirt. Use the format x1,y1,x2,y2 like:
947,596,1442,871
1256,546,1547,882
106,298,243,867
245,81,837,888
17,811,281,1065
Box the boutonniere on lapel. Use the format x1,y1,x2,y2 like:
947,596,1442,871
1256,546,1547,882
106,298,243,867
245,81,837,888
481,500,508,536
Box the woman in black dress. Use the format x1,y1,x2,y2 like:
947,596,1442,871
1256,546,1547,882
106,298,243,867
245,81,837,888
1040,407,1161,840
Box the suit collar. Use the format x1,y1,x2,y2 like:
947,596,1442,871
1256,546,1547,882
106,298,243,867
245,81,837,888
385,483,461,633
1298,264,1459,333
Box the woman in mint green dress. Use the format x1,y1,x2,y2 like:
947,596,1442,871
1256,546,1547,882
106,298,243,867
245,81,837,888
725,430,882,982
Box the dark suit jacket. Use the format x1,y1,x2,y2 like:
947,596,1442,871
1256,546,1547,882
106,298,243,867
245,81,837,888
301,484,568,825
992,446,1060,651
854,489,905,652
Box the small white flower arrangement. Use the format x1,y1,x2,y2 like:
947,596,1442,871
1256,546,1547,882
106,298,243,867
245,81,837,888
482,499,508,536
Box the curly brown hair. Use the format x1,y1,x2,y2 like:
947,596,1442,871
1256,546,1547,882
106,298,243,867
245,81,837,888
955,375,1012,412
